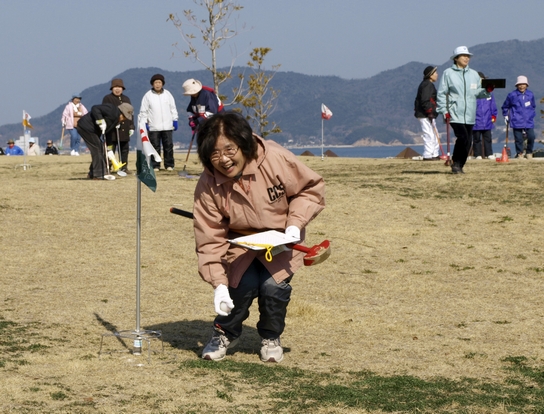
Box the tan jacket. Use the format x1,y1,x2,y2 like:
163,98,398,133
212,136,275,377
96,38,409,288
193,135,325,288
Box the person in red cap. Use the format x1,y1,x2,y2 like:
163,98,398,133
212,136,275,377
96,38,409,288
139,74,179,171
501,75,536,159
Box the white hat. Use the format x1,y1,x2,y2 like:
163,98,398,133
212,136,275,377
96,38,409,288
29,137,35,143
515,75,529,86
450,46,473,60
182,79,203,95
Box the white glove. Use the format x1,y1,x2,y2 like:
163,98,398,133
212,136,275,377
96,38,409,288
62,122,65,127
96,119,107,134
214,284,234,316
129,129,134,137
504,116,509,125
285,225,301,242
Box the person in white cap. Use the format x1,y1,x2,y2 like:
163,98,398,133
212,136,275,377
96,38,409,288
27,137,40,156
437,46,492,174
501,75,536,159
182,78,224,132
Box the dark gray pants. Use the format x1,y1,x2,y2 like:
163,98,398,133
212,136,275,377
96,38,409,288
215,259,292,341
148,130,174,169
472,129,493,157
77,127,107,178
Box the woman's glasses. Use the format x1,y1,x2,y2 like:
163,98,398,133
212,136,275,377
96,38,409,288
210,146,239,162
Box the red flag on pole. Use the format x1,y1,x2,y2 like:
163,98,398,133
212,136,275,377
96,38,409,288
321,103,332,120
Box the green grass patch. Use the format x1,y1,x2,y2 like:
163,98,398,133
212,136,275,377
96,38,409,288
179,359,544,412
0,316,52,369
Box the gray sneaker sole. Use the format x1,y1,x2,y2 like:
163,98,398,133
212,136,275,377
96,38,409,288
202,337,239,361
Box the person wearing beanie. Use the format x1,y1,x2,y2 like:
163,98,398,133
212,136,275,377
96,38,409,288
182,78,224,132
414,66,440,160
61,95,88,156
501,75,536,159
472,72,497,160
102,78,135,172
437,46,492,174
76,102,134,180
139,73,178,171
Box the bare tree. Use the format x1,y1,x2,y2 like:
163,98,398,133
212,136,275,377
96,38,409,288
235,48,281,138
168,0,244,102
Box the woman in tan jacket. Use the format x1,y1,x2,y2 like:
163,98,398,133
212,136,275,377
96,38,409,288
193,111,325,363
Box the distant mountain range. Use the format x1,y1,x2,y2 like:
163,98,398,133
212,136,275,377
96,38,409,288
1,38,543,148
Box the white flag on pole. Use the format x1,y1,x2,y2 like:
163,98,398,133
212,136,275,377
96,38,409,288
321,104,333,120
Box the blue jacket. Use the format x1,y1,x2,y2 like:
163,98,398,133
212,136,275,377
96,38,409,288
437,64,488,124
5,145,24,155
186,86,224,119
473,93,498,131
501,89,536,129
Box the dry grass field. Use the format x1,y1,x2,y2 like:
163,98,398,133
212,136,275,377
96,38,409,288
1,152,544,413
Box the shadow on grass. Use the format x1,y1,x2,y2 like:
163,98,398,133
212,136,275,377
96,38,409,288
400,170,447,175
178,358,544,413
143,319,292,359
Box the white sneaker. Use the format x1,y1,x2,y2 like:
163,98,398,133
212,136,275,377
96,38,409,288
75,151,80,156
153,168,159,172
260,338,283,363
202,328,239,361
166,167,174,171
487,155,496,160
475,156,482,160
70,150,76,156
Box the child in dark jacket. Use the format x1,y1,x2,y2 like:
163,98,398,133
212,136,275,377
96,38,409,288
414,66,439,160
472,72,498,159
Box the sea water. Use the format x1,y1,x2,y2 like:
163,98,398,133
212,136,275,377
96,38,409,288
287,146,425,159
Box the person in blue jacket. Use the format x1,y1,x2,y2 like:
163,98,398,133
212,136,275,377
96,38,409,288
182,78,224,132
501,76,536,159
437,46,492,174
5,139,24,156
472,72,498,160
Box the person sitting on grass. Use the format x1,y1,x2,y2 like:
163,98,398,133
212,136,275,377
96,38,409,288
44,140,59,155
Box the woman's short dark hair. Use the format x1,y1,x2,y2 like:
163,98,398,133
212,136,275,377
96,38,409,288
197,111,258,171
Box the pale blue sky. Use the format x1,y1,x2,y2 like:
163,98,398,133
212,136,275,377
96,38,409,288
1,0,543,125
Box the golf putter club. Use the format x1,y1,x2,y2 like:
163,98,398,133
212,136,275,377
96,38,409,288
444,115,453,166
431,121,447,160
101,133,116,181
169,207,331,266
114,125,127,177
59,125,65,151
178,128,196,177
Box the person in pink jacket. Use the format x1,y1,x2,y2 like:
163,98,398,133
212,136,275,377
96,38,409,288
193,111,325,363
61,96,88,156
